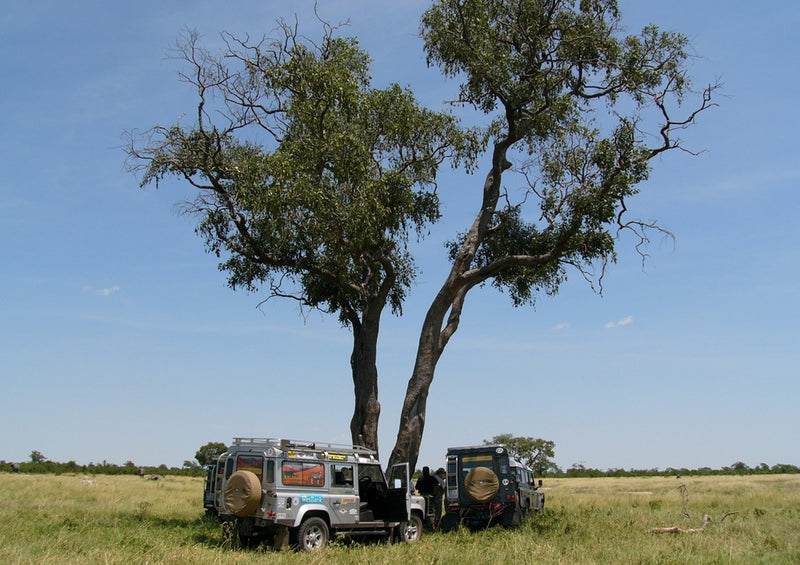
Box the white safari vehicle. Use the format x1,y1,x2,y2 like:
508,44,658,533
214,437,425,551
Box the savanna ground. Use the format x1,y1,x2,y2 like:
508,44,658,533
1,473,798,564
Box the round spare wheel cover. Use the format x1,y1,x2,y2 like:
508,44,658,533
464,467,499,503
224,470,261,517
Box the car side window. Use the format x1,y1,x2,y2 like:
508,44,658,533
332,464,354,487
282,461,325,487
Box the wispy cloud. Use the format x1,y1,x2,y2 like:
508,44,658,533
553,322,570,331
97,286,121,296
605,315,633,329
83,285,121,296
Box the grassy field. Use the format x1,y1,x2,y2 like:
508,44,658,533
1,473,798,564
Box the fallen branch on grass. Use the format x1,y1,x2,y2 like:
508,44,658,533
648,511,740,534
648,514,712,534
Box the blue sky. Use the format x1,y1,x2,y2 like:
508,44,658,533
1,0,798,472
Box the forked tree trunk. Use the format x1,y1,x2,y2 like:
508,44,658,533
389,162,506,470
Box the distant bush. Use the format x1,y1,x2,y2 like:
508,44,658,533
547,462,800,478
1,458,796,478
0,459,204,477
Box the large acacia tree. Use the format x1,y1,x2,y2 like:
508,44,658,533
388,0,717,469
126,20,476,454
128,1,716,468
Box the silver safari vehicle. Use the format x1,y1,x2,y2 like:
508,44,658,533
215,438,425,551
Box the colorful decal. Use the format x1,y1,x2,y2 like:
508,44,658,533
282,462,326,487
236,455,264,481
300,494,324,504
337,497,358,514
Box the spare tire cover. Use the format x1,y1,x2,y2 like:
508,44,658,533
224,470,262,517
464,467,499,503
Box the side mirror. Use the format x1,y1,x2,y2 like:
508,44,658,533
538,479,543,487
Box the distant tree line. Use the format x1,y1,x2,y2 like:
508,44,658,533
551,461,800,478
4,446,797,478
0,450,205,477
481,435,800,478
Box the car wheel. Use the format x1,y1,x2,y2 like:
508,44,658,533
295,517,329,552
399,514,423,542
441,512,460,532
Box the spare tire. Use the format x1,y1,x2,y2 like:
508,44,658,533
224,470,262,517
464,467,499,503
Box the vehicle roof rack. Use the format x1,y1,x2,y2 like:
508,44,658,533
231,437,377,458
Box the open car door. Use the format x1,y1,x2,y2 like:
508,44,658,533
385,463,412,522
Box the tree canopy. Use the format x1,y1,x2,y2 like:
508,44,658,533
195,442,228,466
486,434,560,476
127,1,716,469
388,0,716,469
126,19,477,453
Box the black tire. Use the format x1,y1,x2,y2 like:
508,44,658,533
502,506,522,528
398,514,423,542
441,512,460,533
294,517,329,552
236,519,260,549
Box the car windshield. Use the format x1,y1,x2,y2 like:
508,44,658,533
359,464,385,484
461,454,495,473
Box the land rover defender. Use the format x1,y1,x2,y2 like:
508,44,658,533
214,437,425,551
441,444,545,530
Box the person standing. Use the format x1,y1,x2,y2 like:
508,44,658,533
432,467,446,528
415,466,437,496
415,466,438,525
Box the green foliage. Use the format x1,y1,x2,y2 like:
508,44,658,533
390,0,717,468
195,442,227,466
421,0,716,304
485,434,561,476
128,2,718,466
0,459,205,477
128,26,478,325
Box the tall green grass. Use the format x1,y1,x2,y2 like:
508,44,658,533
1,473,798,564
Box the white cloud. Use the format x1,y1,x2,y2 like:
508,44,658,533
605,315,633,329
553,323,570,331
94,286,121,297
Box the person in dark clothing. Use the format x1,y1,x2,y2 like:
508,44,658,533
415,466,438,496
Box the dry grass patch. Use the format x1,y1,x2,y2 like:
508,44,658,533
1,473,798,564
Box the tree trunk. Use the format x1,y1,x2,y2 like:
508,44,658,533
349,303,382,455
386,298,449,471
388,147,510,470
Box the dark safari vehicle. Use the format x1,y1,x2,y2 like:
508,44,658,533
442,444,545,530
